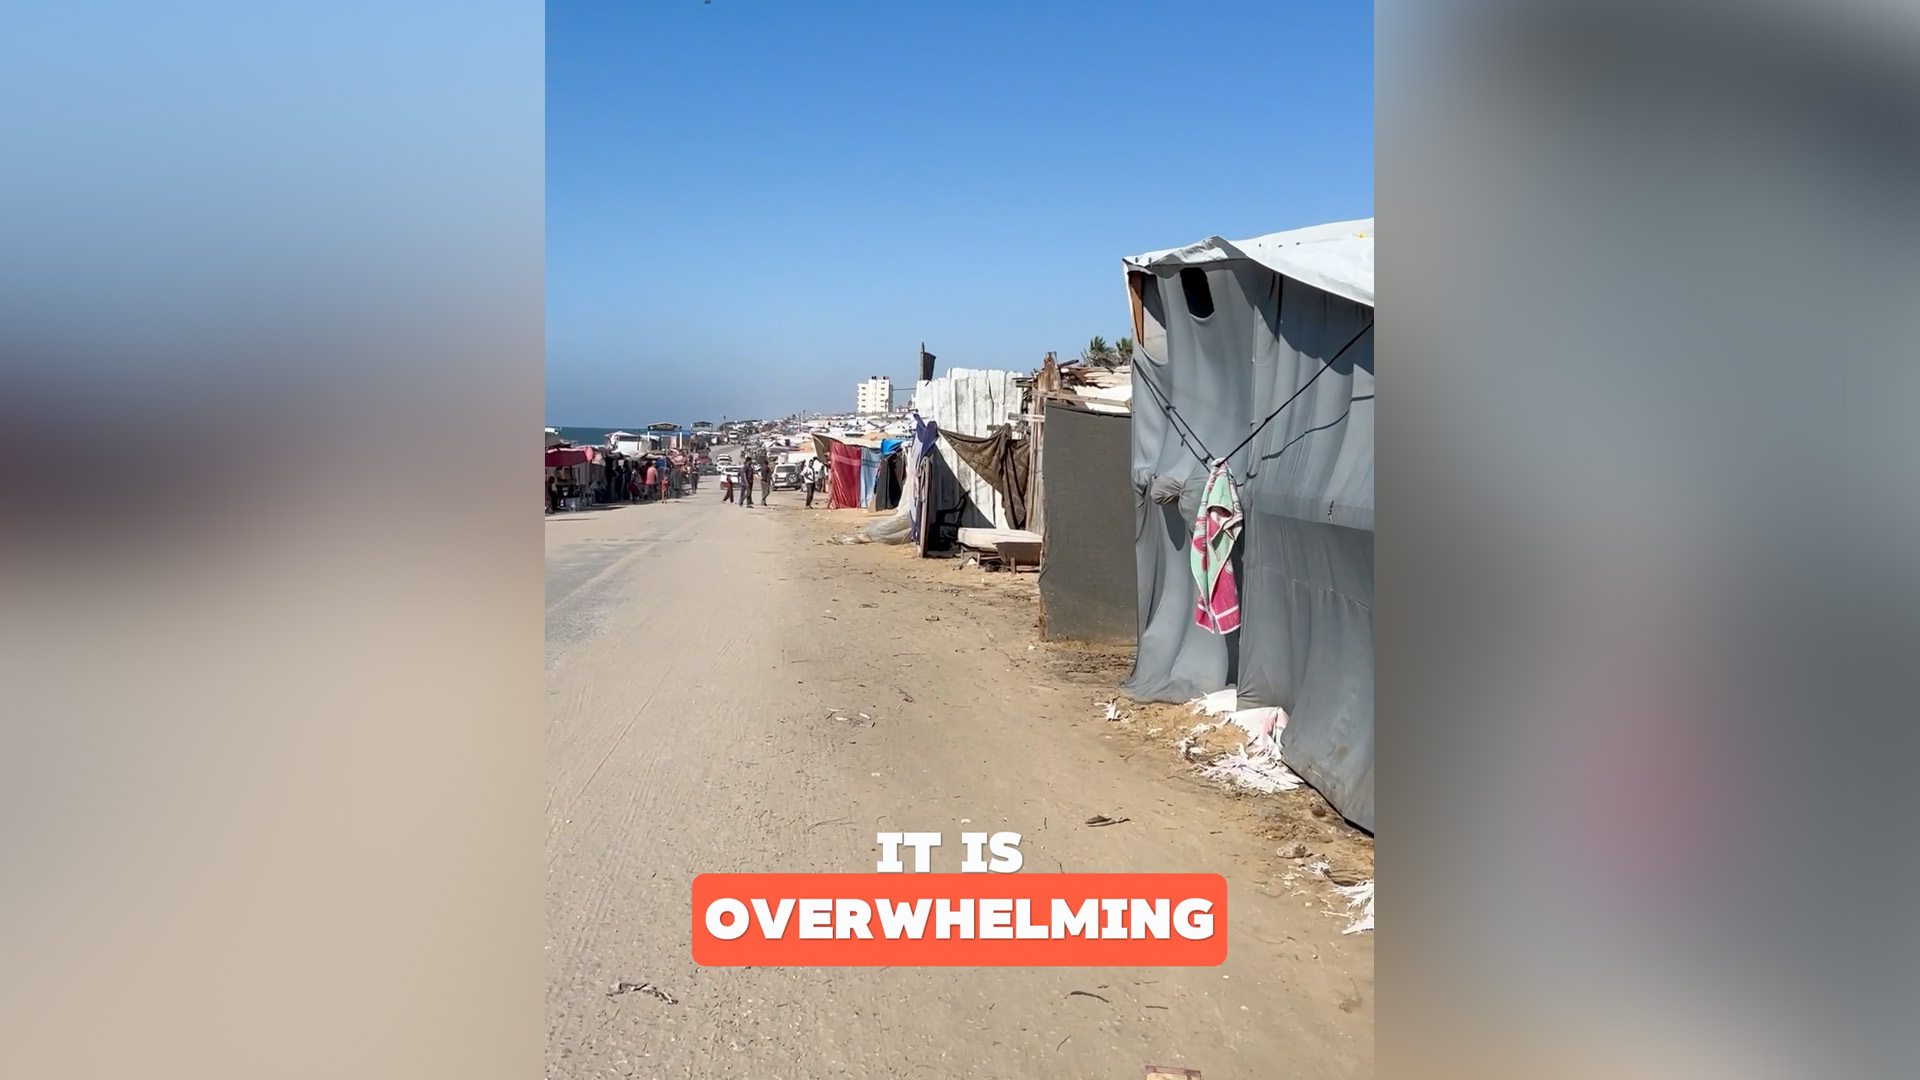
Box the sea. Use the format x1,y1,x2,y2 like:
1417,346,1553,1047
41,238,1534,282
549,426,631,447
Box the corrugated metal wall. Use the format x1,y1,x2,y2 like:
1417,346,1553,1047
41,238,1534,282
912,368,1023,531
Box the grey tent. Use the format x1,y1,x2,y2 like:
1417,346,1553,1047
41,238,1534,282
1121,219,1374,830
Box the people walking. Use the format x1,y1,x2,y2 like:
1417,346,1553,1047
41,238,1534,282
738,460,754,507
760,456,772,504
802,457,822,508
721,470,734,503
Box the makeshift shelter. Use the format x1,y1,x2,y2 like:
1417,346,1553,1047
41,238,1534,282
1122,218,1375,830
912,368,1025,542
1037,398,1137,644
827,440,863,510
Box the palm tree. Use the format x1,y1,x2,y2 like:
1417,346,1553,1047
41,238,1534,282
1084,335,1111,364
1114,337,1135,364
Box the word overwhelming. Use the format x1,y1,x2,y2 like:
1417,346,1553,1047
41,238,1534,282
706,895,1213,940
692,873,1228,967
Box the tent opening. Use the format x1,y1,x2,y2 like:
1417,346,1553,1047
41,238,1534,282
1179,267,1215,319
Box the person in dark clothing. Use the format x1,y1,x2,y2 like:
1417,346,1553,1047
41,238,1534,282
546,473,559,514
739,460,754,506
759,456,772,503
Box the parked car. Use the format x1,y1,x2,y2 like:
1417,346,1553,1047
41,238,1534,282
772,463,802,490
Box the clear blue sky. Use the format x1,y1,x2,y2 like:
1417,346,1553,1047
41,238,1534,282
546,1,1372,426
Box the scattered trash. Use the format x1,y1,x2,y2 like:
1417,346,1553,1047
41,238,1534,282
1184,702,1301,793
1100,699,1130,723
863,511,913,545
1199,747,1302,794
925,615,941,622
1084,815,1130,827
1277,842,1310,859
1068,990,1111,1003
1224,706,1285,747
1188,688,1238,716
1332,879,1374,934
1146,1066,1202,1079
607,981,677,1004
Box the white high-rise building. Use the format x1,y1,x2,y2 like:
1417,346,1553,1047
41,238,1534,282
856,375,893,415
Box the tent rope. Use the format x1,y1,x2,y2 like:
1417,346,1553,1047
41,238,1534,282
1214,319,1373,473
1133,367,1217,466
1133,317,1373,484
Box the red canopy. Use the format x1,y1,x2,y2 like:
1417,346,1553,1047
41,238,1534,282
828,442,863,509
545,446,597,467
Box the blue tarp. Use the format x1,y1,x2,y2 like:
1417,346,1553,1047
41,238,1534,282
858,448,881,508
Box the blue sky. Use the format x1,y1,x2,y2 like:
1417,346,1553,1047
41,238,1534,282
546,1,1372,425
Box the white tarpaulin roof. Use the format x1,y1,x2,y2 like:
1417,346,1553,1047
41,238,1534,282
1123,217,1374,308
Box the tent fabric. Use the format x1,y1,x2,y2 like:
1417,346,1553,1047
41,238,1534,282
1038,400,1136,644
858,448,881,509
940,426,1031,530
913,368,1024,531
1123,247,1374,831
907,414,938,545
828,442,863,510
545,446,597,468
1123,218,1374,308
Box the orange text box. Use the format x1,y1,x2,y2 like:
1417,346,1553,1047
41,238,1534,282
692,873,1228,966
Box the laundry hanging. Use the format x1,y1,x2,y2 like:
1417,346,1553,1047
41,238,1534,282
1191,461,1243,634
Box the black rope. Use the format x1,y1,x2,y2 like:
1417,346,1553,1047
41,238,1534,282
1129,317,1373,483
1216,319,1373,472
1133,365,1216,465
1244,394,1371,480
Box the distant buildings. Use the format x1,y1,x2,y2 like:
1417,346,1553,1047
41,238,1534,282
856,375,893,415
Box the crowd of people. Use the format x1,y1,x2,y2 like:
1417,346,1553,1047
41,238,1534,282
544,447,836,515
544,453,696,515
719,455,827,507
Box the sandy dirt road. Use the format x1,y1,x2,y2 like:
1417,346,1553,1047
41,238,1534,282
545,491,1373,1078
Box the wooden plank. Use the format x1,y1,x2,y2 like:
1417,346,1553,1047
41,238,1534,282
956,527,1040,551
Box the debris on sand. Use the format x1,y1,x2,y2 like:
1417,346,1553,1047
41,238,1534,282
1331,879,1374,935
1199,748,1301,794
1187,688,1237,716
1083,814,1130,828
1184,703,1302,793
607,981,677,1004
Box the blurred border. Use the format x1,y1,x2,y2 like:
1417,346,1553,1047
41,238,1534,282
1382,1,1920,1076
0,5,545,1079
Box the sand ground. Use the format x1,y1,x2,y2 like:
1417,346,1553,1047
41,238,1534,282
545,489,1373,1078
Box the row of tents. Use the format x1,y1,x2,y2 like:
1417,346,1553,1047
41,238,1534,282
825,218,1375,831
